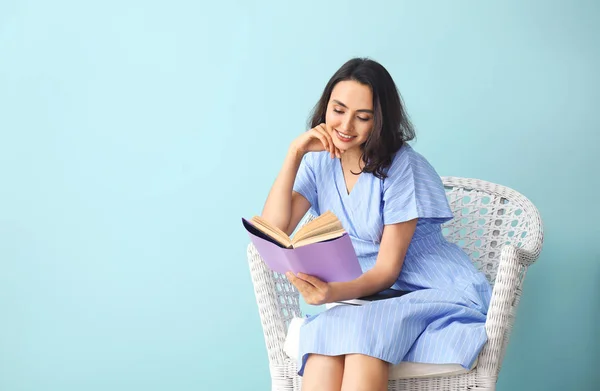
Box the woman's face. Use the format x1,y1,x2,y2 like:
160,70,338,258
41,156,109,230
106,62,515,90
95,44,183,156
325,80,374,152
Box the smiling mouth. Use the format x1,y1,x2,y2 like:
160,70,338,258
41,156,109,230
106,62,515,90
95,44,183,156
335,130,357,141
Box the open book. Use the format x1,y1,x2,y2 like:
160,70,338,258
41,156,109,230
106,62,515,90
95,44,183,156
242,211,362,283
247,211,345,249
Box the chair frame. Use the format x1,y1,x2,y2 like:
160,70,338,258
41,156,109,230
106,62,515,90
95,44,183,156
246,176,544,391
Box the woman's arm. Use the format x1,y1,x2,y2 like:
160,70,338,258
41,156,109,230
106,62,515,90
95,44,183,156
329,218,417,301
260,148,307,234
260,123,340,235
288,218,417,304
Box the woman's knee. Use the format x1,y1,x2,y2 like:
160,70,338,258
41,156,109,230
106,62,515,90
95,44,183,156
302,354,345,391
341,354,389,391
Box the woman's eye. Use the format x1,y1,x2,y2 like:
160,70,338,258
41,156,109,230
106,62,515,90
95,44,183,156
332,108,370,122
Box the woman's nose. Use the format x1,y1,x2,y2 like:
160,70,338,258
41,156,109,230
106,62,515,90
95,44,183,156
339,115,353,132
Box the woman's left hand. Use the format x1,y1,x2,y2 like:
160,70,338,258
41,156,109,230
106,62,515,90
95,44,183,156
286,272,332,305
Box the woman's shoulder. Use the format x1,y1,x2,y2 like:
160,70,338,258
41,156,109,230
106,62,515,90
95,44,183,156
386,143,438,178
382,143,453,222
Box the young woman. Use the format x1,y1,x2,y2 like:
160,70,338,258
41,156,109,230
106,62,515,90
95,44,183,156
260,58,491,391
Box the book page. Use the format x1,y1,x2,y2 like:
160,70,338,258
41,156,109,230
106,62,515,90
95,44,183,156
250,216,293,248
292,211,345,245
292,229,346,248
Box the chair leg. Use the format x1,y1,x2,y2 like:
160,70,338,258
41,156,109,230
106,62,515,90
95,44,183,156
270,362,302,391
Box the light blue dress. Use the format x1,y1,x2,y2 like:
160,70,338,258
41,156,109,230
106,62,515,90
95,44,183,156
292,143,492,376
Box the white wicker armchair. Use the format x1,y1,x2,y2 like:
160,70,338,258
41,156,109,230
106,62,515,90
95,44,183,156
246,177,544,391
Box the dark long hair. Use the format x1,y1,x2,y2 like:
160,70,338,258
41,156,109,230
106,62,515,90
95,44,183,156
308,58,415,179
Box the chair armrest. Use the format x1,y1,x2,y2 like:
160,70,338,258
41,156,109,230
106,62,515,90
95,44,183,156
247,243,301,365
514,241,542,267
477,244,524,377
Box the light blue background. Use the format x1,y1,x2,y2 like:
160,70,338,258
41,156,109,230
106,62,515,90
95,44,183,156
1,1,598,390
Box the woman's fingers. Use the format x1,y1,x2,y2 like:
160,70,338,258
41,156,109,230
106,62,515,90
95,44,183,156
315,124,335,158
287,272,310,293
308,128,328,152
317,133,330,153
304,123,342,158
323,123,342,158
296,273,327,290
286,272,330,305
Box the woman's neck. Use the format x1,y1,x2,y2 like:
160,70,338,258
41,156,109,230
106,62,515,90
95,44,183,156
340,147,364,172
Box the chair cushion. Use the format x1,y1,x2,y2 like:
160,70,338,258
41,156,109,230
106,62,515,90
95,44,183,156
284,316,477,380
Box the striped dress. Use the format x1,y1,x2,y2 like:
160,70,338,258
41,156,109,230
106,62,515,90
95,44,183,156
292,143,492,376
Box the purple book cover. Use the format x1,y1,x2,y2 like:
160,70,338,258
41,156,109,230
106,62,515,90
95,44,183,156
242,218,363,283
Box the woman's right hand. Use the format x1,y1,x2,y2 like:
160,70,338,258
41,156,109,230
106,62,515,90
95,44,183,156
290,123,341,159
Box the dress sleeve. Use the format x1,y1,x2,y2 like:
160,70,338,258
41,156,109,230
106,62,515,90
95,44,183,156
293,152,320,215
382,149,453,225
